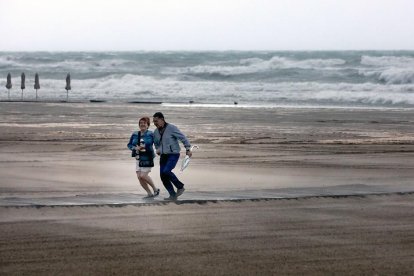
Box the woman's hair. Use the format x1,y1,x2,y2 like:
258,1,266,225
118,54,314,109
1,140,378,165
139,117,151,127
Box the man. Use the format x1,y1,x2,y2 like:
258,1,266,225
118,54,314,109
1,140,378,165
153,112,192,200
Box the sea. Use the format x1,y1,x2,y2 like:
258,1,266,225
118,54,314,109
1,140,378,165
1,51,414,108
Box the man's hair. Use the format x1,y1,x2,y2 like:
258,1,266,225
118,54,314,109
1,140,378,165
153,112,164,119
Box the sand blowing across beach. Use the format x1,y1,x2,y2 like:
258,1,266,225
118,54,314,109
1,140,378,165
1,102,414,274
1,194,414,275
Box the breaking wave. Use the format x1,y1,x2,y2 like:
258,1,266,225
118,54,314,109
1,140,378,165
2,73,413,107
169,56,347,77
359,55,414,84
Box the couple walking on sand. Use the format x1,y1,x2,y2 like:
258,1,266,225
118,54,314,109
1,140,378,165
127,112,192,200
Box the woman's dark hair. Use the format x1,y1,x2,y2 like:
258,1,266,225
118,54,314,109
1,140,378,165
139,117,151,127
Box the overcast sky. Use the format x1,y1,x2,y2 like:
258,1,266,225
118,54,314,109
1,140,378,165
0,0,413,51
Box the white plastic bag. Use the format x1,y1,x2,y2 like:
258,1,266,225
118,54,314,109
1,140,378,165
180,145,199,172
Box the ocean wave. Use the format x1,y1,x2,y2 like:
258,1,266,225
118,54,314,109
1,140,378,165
2,74,413,107
377,68,414,84
361,55,414,67
0,55,132,73
359,56,414,84
0,55,15,65
170,56,346,77
296,90,414,106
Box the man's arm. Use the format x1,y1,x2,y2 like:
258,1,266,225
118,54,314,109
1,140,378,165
171,125,191,155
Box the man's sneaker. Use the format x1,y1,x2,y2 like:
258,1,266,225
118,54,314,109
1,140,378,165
164,195,177,201
176,188,185,197
153,188,160,197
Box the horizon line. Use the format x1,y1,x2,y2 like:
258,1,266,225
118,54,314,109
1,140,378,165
1,49,414,53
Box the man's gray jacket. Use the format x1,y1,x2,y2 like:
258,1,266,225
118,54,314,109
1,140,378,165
154,123,191,154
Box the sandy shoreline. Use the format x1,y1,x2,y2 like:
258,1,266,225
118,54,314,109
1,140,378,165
1,102,414,274
1,102,413,196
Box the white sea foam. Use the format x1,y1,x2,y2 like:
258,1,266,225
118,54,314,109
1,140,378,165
0,55,27,68
378,68,414,84
2,74,413,107
359,55,414,84
169,56,346,76
0,55,131,74
361,55,414,67
0,56,16,66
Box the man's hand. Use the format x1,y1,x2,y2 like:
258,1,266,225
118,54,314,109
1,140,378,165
156,149,161,156
186,150,192,158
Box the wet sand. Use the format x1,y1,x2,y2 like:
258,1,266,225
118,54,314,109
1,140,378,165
1,102,414,274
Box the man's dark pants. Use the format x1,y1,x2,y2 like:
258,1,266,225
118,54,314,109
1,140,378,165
160,154,184,196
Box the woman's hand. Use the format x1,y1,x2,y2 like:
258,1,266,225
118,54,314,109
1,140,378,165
135,146,145,151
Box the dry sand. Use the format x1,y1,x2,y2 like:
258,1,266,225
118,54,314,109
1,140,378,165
1,102,414,274
1,195,414,275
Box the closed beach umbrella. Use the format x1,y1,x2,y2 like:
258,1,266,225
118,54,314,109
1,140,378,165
21,73,25,100
6,73,12,100
65,73,71,102
34,73,40,101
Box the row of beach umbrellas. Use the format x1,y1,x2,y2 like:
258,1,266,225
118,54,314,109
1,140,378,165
5,73,71,101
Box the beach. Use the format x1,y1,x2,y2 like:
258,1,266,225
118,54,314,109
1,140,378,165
1,195,414,275
1,101,414,274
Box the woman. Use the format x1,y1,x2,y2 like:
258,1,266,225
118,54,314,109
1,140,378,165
127,117,159,198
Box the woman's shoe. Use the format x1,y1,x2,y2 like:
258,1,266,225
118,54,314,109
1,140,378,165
143,194,154,199
153,188,160,197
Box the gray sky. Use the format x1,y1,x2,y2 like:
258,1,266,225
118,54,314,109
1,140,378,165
0,0,413,51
